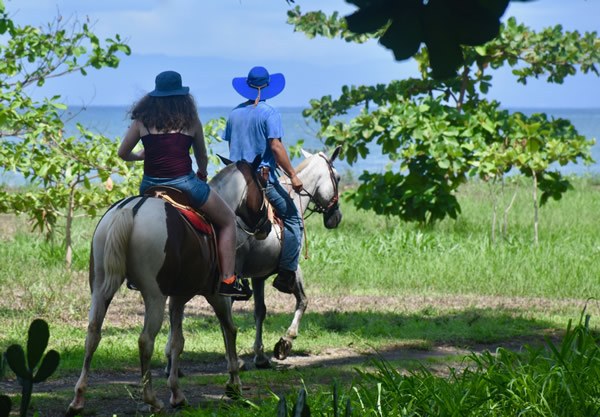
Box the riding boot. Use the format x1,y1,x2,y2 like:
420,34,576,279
273,269,296,294
219,276,253,301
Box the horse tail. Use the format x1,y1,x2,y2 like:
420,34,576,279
100,207,134,297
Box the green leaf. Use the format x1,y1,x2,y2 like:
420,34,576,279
276,396,287,416
345,3,388,34
378,12,423,61
454,1,505,46
51,101,67,110
422,3,464,79
292,388,310,417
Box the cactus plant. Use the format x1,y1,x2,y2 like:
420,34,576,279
0,353,11,417
0,395,11,417
4,319,60,417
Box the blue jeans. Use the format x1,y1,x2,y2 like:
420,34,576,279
140,172,211,207
265,180,303,272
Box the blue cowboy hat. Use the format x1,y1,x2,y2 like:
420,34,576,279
149,70,190,97
232,66,285,101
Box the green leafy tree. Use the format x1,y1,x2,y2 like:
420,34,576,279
289,8,597,239
0,4,136,267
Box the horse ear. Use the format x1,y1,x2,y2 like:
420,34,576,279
217,154,233,166
301,148,313,159
330,146,342,163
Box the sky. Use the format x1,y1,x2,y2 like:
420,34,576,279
6,0,600,108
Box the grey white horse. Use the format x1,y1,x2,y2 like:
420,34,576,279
210,147,343,368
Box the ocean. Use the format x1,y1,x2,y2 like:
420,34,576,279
2,106,600,185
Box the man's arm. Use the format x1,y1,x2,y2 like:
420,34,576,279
270,138,303,192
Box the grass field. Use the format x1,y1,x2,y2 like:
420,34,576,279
0,175,599,415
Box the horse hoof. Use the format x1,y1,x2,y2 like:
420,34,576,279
164,364,185,378
254,357,272,369
238,357,247,371
170,395,188,409
225,383,242,400
274,337,292,360
65,405,83,417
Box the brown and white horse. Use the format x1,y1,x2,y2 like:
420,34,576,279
210,146,343,368
67,192,241,414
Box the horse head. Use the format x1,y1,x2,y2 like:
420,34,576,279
295,146,343,229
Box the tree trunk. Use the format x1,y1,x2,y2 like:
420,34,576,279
503,189,517,239
65,184,76,270
532,171,539,246
489,181,497,244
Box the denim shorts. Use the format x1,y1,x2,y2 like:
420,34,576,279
140,171,211,207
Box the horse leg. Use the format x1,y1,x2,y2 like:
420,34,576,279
139,292,167,412
250,277,271,368
163,337,184,378
274,266,308,360
66,290,112,416
166,295,192,408
205,294,242,397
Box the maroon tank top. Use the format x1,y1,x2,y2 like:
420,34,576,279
142,132,193,178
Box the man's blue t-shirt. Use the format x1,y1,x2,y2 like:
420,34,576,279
224,101,283,181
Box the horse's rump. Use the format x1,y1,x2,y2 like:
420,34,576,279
95,195,220,297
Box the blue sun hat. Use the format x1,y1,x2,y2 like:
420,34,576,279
149,70,190,97
232,66,285,104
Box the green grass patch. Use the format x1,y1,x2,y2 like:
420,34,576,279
0,176,599,415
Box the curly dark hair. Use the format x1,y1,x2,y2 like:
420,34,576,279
129,94,200,132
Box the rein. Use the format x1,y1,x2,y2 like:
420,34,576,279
286,153,340,220
283,152,340,259
300,154,339,219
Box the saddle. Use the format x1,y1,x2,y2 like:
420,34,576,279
144,186,213,235
221,158,283,240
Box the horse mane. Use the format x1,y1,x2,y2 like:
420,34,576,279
295,156,312,172
210,163,239,186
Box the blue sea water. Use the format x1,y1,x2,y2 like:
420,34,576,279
2,105,600,185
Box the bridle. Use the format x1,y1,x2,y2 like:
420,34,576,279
281,151,341,259
293,153,340,219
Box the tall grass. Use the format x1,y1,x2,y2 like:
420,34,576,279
349,312,600,417
304,176,600,300
176,311,600,417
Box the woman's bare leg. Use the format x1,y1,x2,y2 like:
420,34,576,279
200,191,236,280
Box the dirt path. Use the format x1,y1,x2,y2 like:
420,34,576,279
0,290,585,417
0,337,552,417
